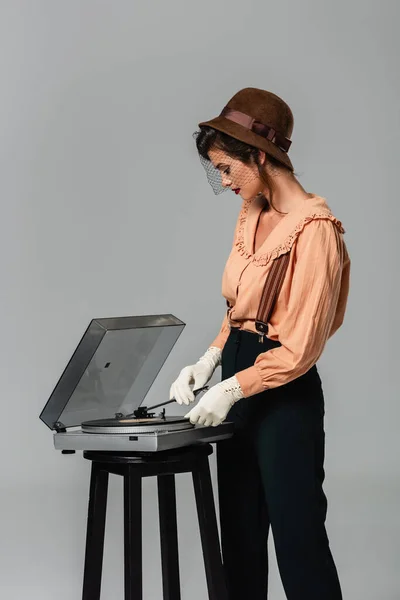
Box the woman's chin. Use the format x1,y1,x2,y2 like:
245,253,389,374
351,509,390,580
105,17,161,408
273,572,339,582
237,187,262,201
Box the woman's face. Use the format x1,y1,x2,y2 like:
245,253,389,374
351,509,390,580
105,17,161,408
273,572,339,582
208,147,265,200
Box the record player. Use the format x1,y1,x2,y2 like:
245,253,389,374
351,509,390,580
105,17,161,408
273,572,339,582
40,314,234,452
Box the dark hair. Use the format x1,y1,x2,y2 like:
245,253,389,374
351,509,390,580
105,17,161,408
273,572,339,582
193,126,298,213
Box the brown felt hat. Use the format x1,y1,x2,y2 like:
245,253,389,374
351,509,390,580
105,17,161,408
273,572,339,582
198,87,294,171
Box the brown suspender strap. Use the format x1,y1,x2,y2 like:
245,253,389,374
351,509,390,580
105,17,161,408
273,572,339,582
255,252,290,336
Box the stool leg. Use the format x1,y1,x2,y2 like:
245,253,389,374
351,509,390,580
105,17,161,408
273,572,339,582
124,466,142,600
157,474,181,600
192,456,228,600
82,463,109,600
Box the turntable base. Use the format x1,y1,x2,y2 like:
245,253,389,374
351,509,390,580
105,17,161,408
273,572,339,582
54,420,234,452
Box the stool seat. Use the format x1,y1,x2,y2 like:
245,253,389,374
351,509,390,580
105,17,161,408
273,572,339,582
81,443,228,600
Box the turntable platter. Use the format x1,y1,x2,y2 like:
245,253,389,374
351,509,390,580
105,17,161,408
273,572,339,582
81,416,194,435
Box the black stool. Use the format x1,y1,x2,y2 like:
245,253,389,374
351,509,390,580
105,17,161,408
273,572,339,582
81,443,228,600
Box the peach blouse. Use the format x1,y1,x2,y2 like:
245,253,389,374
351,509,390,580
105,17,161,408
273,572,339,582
210,194,351,398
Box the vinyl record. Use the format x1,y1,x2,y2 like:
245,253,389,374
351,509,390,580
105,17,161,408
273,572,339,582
82,416,186,427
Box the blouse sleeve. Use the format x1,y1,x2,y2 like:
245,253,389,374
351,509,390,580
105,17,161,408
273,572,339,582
209,311,230,351
235,218,350,397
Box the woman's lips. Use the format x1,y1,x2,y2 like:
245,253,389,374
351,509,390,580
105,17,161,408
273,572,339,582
234,188,241,194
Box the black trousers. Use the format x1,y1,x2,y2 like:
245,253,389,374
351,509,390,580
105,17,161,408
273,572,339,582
216,328,342,600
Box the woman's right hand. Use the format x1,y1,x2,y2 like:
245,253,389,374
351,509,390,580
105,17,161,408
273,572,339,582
169,346,222,406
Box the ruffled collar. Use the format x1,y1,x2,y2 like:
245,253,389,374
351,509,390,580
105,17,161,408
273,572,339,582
235,193,345,266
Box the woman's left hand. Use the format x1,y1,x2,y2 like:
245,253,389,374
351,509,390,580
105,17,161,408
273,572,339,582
184,376,244,427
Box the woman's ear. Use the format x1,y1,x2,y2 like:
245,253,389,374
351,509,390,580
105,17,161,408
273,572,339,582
258,150,267,165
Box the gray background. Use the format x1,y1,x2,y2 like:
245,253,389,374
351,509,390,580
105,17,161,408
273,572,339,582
0,1,399,598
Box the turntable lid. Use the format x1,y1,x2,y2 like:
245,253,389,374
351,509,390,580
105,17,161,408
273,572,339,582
39,314,185,430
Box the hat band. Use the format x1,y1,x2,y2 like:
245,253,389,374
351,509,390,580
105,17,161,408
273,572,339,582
219,106,292,153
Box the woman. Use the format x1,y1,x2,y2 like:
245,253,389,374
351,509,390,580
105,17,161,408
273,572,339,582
169,87,350,600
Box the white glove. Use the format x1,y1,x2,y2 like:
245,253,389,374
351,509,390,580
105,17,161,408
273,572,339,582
184,376,244,426
169,346,222,406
